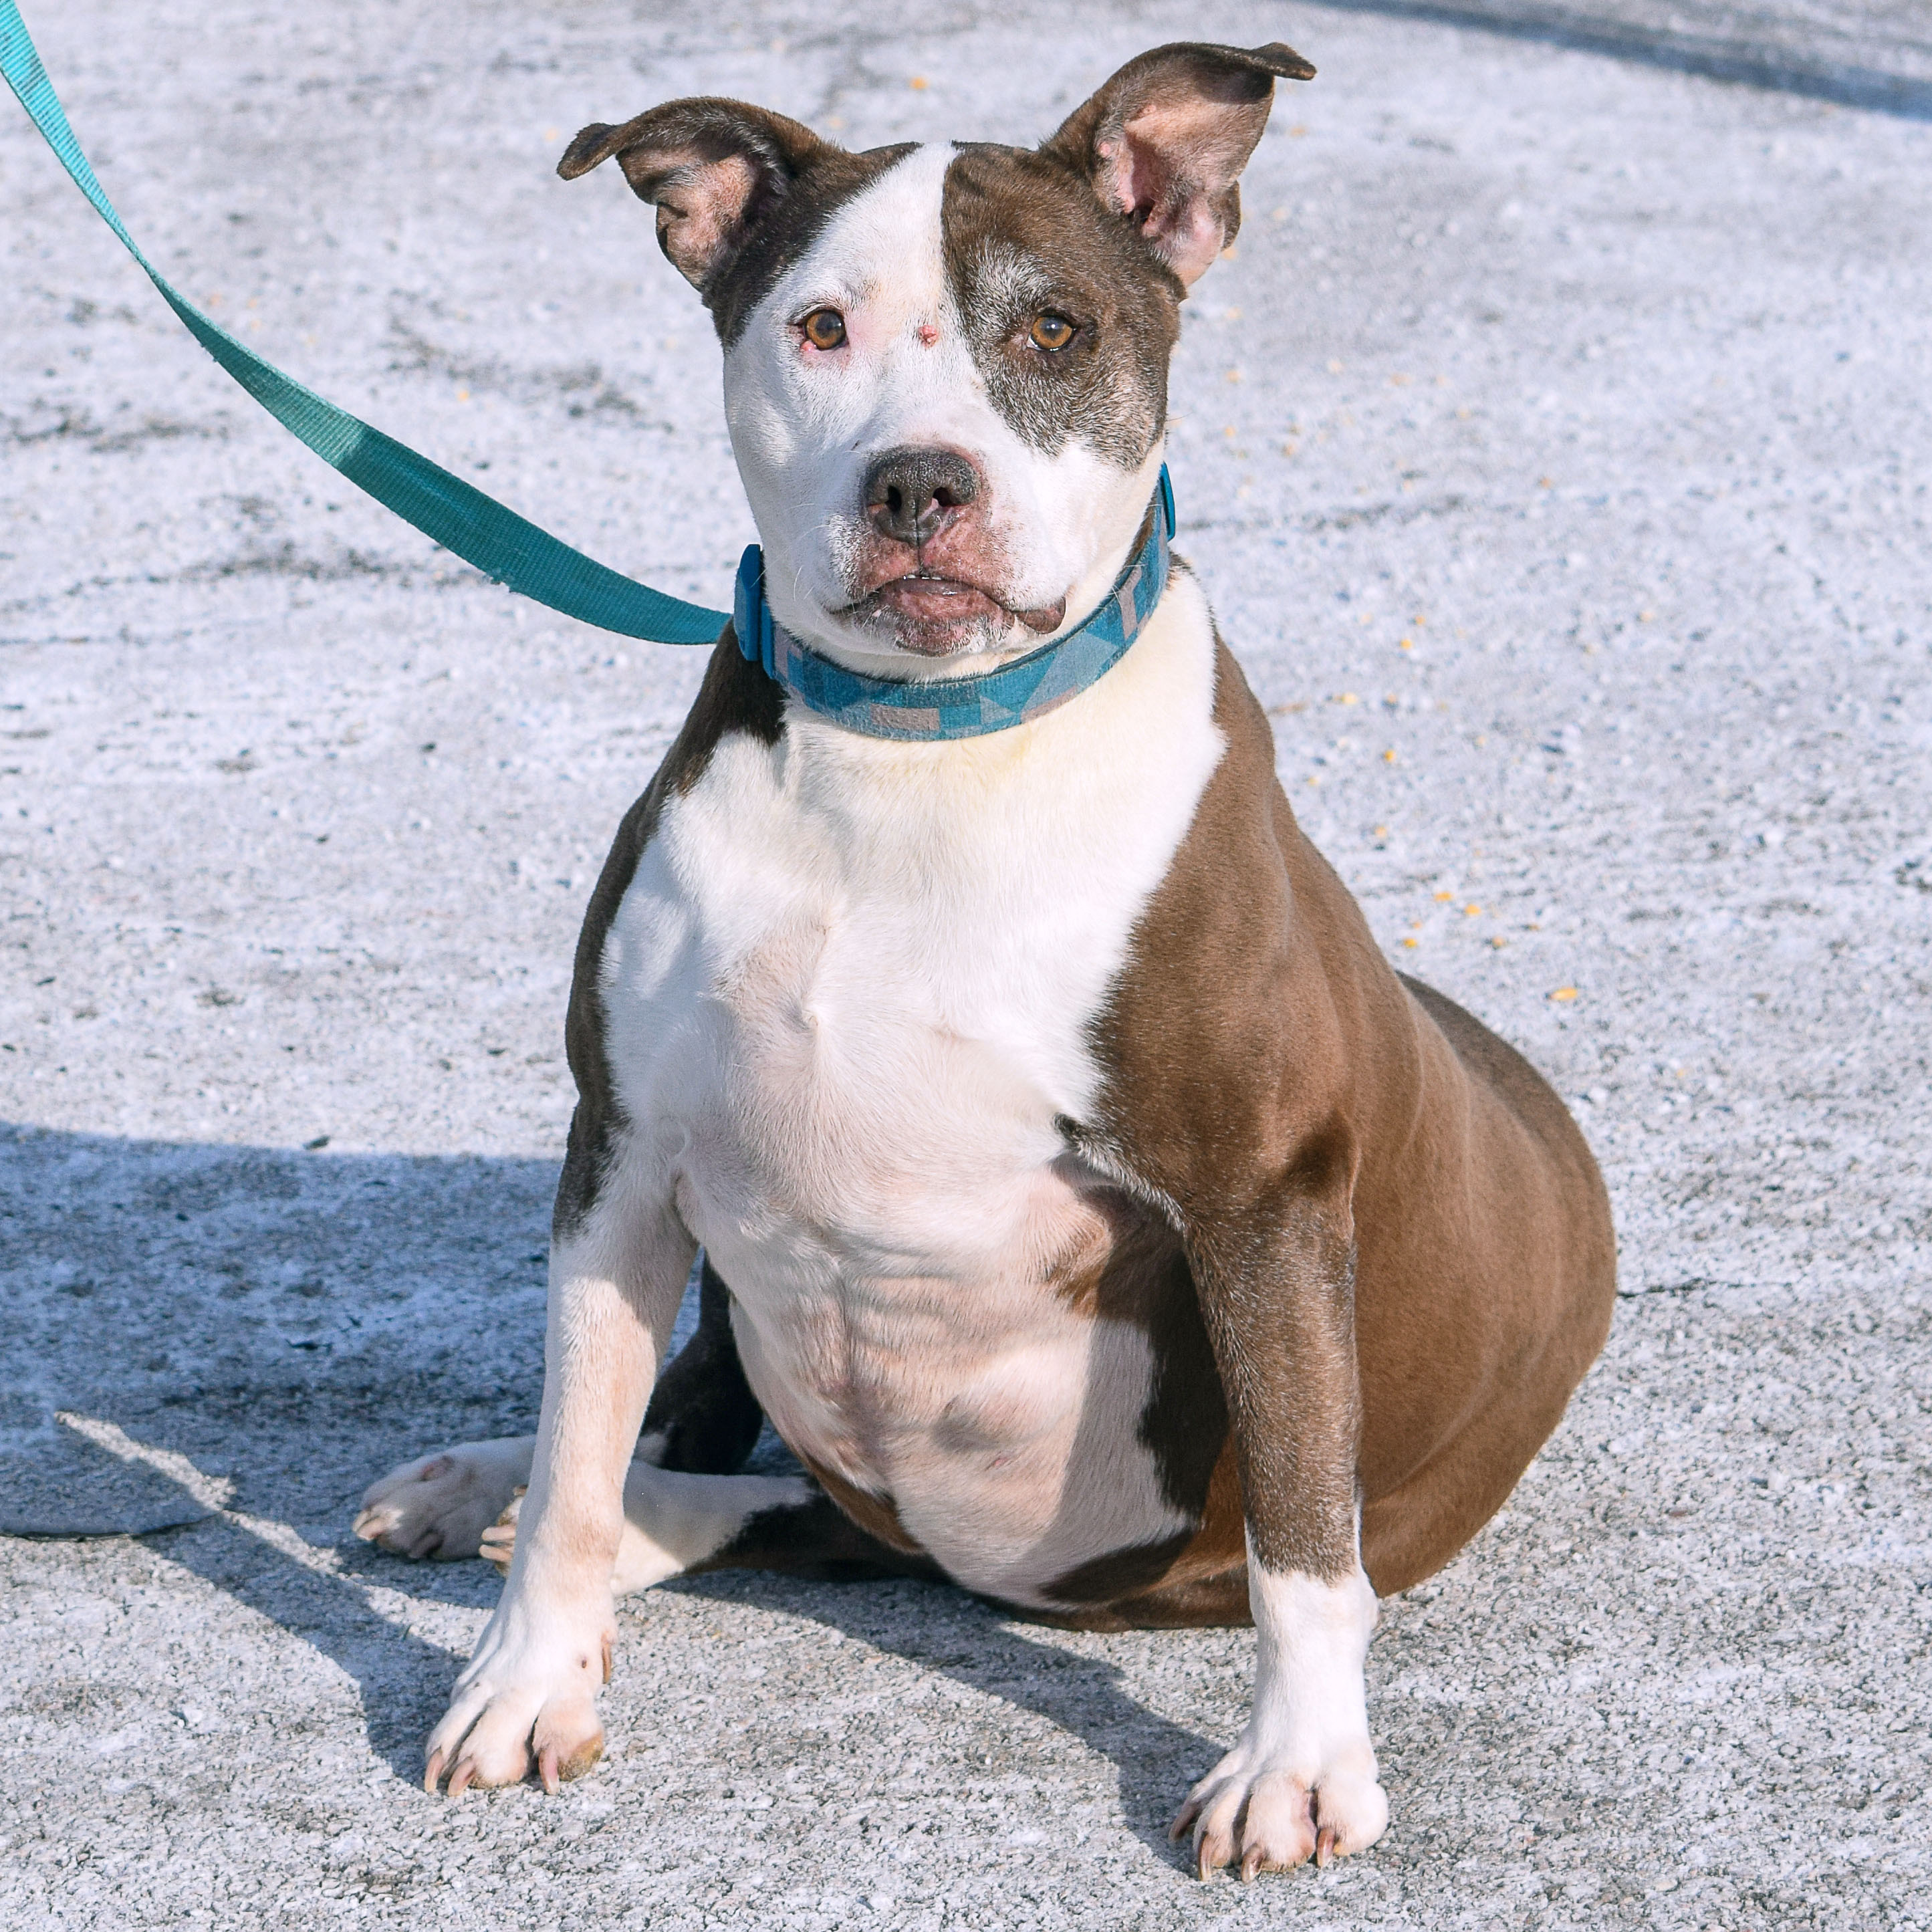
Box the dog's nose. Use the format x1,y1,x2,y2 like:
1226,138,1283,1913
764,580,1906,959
862,448,979,546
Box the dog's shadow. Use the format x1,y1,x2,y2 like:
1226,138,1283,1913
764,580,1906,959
156,1508,491,1782
318,1479,1221,1862
36,1398,1225,1862
661,1565,1220,1865
4,1122,1221,1860
115,1468,1216,1862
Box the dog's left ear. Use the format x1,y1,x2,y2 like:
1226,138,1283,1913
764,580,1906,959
1044,42,1314,288
558,98,828,291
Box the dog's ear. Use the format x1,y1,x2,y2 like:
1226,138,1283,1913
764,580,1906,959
558,98,828,290
1043,43,1314,288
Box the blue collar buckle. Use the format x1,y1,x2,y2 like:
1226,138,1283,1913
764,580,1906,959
733,466,1176,743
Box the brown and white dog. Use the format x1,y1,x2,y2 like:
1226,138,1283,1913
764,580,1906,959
354,41,1616,1880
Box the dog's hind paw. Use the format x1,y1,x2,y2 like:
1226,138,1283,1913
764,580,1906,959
478,1490,523,1573
353,1436,536,1560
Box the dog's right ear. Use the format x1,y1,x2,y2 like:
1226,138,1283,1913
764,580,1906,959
558,99,828,291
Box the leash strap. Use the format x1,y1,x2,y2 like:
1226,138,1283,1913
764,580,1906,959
731,468,1175,742
0,0,729,644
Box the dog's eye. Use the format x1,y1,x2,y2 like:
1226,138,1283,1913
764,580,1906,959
800,308,848,351
1029,312,1077,352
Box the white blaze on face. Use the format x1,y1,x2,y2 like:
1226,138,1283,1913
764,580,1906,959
722,142,1164,675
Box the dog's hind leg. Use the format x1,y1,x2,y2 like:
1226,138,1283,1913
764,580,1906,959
636,1255,765,1475
356,1260,761,1562
481,1465,942,1593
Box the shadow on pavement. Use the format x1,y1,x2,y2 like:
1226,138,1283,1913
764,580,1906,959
669,1566,1219,1873
4,1119,1221,1853
1314,0,1932,118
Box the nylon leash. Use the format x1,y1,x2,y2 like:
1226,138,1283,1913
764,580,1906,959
0,0,729,644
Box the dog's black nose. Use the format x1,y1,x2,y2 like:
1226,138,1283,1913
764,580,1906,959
862,447,979,546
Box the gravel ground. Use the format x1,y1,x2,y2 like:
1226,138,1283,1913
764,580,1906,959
3,1,1929,1926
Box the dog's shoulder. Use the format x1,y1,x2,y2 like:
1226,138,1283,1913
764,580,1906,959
1082,621,1400,1195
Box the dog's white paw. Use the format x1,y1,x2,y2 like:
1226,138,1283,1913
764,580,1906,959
1177,1562,1386,1879
424,1601,612,1795
1173,1733,1387,1881
477,1490,522,1573
353,1436,535,1560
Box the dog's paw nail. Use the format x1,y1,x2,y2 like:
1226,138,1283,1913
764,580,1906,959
537,1744,562,1795
1194,1821,1231,1881
422,1747,445,1794
1316,1824,1336,1867
447,1758,478,1797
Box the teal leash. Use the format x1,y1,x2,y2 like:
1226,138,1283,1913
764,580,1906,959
0,0,727,644
3,1,1185,737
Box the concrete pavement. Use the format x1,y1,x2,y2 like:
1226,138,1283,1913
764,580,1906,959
3,1,1928,1924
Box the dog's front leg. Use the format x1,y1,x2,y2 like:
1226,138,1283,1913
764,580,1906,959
1172,1165,1388,1879
424,1184,693,1796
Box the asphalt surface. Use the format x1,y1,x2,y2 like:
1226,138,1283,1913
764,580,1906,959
2,1,1929,1926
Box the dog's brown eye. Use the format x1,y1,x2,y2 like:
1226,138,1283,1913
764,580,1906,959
802,308,848,350
1030,312,1076,352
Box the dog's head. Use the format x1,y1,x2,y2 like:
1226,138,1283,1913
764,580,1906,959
561,42,1312,671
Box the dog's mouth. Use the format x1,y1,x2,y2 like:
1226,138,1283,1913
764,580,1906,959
835,573,1068,658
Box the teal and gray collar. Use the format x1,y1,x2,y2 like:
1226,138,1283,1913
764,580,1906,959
733,467,1175,743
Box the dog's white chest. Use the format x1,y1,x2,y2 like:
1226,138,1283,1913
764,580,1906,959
598,582,1225,1598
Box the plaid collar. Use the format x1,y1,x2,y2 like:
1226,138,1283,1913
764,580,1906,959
732,467,1175,743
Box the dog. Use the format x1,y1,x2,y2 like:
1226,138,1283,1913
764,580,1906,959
354,40,1616,1880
